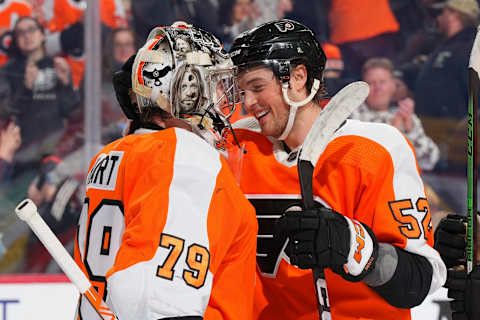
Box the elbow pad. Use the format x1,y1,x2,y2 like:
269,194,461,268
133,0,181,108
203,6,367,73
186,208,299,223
369,245,432,308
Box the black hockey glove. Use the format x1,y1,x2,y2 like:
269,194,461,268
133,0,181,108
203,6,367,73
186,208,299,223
434,214,466,268
446,266,480,320
277,207,378,282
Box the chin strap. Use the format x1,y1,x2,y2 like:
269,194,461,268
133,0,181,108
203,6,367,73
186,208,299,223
277,78,321,140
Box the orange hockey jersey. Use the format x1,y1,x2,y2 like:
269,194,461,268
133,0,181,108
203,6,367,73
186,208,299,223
74,127,258,319
228,118,446,320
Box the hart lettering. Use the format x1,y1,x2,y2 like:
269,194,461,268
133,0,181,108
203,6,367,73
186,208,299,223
86,151,124,191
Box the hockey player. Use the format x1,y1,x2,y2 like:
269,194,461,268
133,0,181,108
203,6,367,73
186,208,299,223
73,23,257,319
228,19,446,319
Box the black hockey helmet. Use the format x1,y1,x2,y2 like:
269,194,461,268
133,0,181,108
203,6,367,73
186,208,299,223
230,19,327,140
229,19,326,84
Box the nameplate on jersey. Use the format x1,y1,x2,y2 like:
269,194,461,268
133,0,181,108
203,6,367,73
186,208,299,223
86,151,124,191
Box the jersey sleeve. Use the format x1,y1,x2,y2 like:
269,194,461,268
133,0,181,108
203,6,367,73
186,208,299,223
204,157,258,319
319,121,446,296
359,124,446,295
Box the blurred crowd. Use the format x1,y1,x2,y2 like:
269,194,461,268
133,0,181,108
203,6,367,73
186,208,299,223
0,0,477,273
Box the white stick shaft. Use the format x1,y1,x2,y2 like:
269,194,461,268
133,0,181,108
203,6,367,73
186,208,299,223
15,199,91,292
15,199,119,320
300,81,370,166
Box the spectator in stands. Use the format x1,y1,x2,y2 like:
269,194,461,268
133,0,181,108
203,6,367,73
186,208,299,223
391,0,441,72
54,27,136,160
322,42,354,96
414,0,479,119
132,0,219,42
218,0,260,49
389,0,428,53
252,0,293,26
0,16,80,164
28,0,128,89
103,27,137,83
29,0,127,33
350,57,439,171
131,0,176,41
328,0,400,79
0,109,21,185
392,70,412,103
283,0,328,41
101,27,137,140
24,154,82,273
0,0,32,66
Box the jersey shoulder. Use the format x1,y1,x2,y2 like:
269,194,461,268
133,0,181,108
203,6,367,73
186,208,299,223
93,127,222,176
322,120,417,173
337,119,413,154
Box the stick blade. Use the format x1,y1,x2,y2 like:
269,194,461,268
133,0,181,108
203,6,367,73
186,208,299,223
300,81,370,166
470,26,480,74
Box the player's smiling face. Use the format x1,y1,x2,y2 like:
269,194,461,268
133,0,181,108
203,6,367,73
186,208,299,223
238,67,290,138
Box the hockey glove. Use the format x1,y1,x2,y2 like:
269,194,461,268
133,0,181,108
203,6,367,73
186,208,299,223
446,266,480,320
277,207,378,282
434,214,466,268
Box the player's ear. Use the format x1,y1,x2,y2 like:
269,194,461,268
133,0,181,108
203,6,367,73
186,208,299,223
290,64,308,92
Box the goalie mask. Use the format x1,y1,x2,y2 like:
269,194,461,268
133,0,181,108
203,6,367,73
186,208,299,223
131,23,242,149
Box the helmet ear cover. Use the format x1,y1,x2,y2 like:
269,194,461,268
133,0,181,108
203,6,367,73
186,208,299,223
112,54,139,121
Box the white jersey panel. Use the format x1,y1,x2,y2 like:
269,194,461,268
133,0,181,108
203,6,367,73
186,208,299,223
334,120,446,294
107,128,220,319
78,200,125,319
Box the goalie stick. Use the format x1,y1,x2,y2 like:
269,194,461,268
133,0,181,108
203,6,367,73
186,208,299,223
15,199,119,320
297,81,370,318
467,26,480,273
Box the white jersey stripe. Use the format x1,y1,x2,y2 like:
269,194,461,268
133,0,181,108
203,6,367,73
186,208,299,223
107,129,220,319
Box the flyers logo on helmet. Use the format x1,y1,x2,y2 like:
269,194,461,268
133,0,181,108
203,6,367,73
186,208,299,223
274,21,294,33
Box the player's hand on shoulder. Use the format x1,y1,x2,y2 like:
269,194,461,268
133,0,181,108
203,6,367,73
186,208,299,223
434,214,466,268
276,206,378,282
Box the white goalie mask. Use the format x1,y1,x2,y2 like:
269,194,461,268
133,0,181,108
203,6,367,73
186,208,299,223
131,22,242,149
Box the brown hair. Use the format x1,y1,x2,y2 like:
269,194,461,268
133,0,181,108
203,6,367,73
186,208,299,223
362,57,395,77
9,16,45,57
103,28,138,82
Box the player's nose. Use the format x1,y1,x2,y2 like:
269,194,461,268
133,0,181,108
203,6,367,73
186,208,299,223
243,91,258,113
